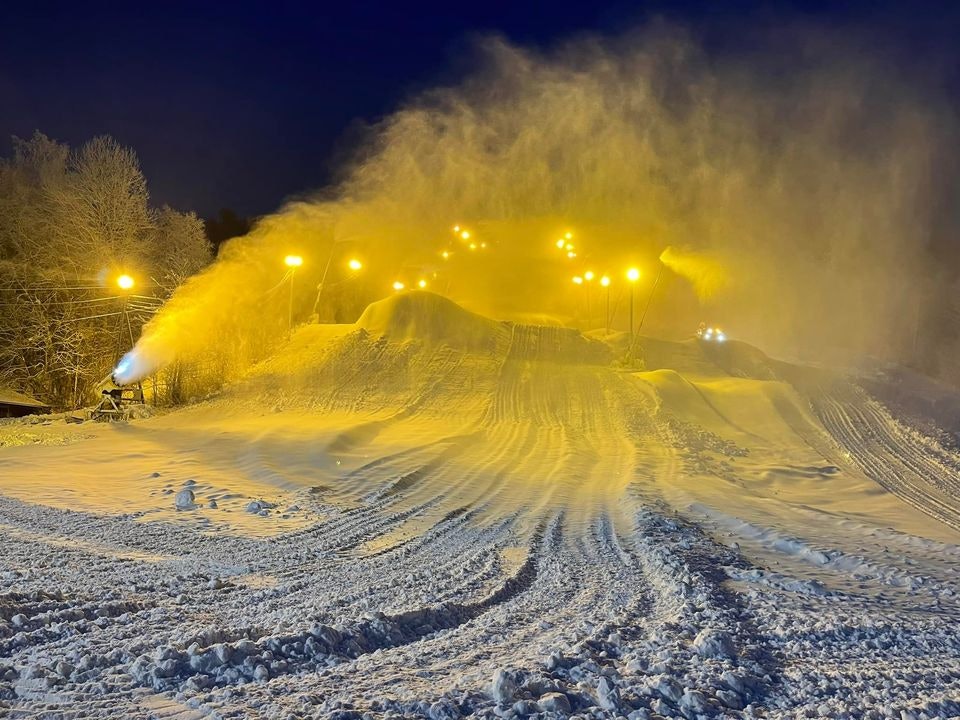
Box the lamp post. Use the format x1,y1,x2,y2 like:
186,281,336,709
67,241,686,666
637,261,664,334
626,267,640,339
584,271,595,328
284,255,303,332
112,273,144,399
600,275,611,334
572,276,583,326
115,274,136,350
314,254,363,319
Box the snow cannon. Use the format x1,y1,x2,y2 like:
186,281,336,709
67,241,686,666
91,352,147,421
111,349,148,386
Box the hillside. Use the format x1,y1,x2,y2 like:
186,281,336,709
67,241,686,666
0,292,958,719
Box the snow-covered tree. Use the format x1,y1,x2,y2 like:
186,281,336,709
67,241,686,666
0,132,212,408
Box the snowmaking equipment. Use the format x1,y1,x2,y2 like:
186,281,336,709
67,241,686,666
89,371,144,422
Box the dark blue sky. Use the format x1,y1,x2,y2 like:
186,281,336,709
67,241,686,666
2,1,957,218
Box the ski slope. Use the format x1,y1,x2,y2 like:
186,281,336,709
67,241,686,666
1,291,958,719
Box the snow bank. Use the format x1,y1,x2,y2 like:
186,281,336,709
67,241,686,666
357,291,507,352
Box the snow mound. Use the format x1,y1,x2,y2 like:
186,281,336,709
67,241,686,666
700,338,779,380
357,291,507,352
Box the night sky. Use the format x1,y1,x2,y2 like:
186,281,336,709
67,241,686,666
2,1,957,220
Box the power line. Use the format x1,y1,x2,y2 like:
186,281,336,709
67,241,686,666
0,285,109,291
0,282,159,291
59,311,123,322
0,296,122,307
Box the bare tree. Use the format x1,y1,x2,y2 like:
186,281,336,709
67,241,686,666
0,132,211,409
149,206,212,293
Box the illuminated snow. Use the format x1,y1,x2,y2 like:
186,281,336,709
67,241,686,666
0,292,958,718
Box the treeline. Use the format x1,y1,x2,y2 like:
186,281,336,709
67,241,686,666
0,132,212,409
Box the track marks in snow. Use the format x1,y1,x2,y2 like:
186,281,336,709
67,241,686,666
814,389,960,531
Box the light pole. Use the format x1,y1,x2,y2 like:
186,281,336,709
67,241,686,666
584,271,595,328
626,267,640,339
314,255,363,319
115,274,135,354
637,261,664,334
600,275,611,334
113,273,144,399
572,276,583,326
284,255,303,332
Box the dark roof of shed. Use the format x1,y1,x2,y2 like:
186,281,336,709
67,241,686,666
0,388,50,408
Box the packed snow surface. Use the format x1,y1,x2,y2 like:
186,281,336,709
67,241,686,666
1,291,959,719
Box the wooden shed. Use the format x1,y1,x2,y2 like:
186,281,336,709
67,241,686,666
0,388,51,418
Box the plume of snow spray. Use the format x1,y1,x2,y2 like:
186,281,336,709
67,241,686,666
658,246,729,300
119,22,954,385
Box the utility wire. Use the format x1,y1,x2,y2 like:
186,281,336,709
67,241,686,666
0,282,159,291
59,311,123,322
0,285,109,291
0,296,121,307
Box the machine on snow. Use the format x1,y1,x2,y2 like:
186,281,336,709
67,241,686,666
89,371,144,421
696,322,727,343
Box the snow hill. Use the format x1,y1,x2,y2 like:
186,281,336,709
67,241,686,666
0,290,958,719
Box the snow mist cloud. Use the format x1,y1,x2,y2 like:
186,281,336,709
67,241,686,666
123,21,956,385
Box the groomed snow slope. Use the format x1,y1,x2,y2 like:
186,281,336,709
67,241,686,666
0,291,958,719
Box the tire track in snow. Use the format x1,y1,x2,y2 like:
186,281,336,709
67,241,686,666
813,390,960,531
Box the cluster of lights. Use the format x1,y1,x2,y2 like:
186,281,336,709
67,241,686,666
572,268,636,287
452,224,486,252
554,231,576,259
698,326,727,343
392,278,429,292
282,254,366,274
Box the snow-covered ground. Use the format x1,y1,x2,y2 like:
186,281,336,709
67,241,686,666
1,291,958,719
